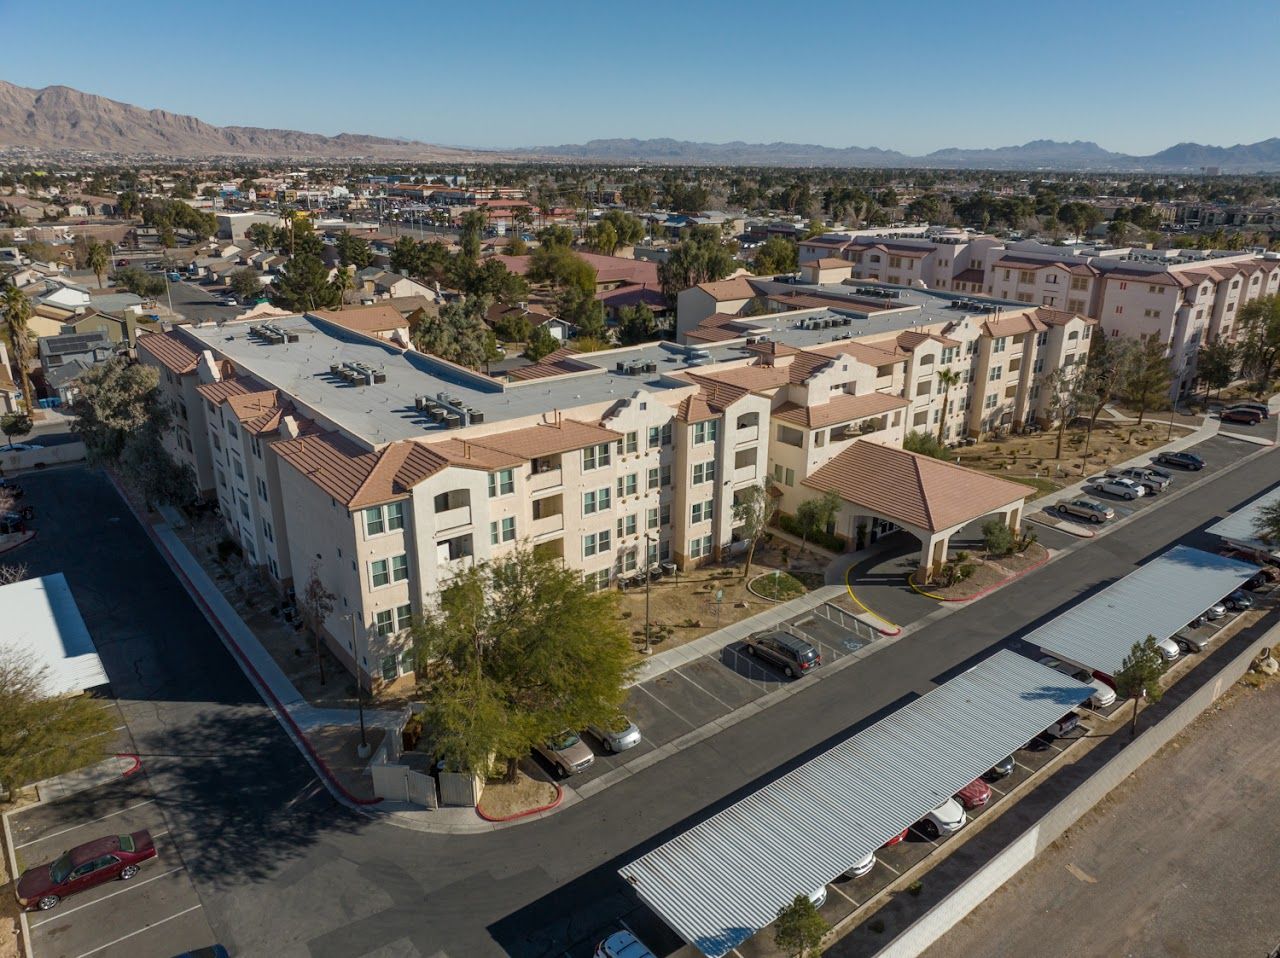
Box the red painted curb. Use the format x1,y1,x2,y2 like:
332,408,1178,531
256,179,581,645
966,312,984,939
475,784,564,822
911,551,1052,603
114,753,143,777
105,473,383,807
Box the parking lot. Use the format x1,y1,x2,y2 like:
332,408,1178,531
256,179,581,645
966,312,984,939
6,776,219,958
535,603,884,787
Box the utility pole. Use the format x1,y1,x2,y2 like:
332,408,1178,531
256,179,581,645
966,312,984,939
343,612,371,758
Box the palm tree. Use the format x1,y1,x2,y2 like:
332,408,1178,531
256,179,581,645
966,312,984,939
86,240,109,289
936,367,962,444
1,284,36,413
331,265,354,310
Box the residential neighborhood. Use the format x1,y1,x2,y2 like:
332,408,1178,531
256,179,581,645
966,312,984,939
2,6,1280,958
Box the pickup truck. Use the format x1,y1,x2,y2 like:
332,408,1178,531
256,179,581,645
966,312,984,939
1105,466,1171,494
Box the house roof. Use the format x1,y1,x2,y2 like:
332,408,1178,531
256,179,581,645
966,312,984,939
693,276,758,301
311,304,408,335
805,258,853,269
461,419,622,459
273,432,450,508
691,363,791,392
596,283,668,310
505,347,595,381
195,376,258,405
773,392,909,429
423,437,526,470
137,330,200,374
896,330,959,351
226,389,291,435
802,440,1028,534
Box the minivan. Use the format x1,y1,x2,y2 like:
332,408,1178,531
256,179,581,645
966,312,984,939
742,631,821,678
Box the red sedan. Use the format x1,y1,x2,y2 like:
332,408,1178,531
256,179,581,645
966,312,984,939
955,777,992,810
16,830,156,911
881,827,909,848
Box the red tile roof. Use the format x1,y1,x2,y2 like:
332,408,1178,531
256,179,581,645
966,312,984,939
773,392,909,429
137,330,200,374
274,433,449,509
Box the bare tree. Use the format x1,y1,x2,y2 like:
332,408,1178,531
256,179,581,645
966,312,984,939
0,562,27,585
732,480,777,580
300,561,336,686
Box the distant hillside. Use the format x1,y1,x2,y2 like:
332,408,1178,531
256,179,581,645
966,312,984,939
0,80,492,160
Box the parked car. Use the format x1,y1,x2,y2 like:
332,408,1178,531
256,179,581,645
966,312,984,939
1155,450,1204,470
1226,402,1270,419
917,798,967,839
881,827,910,847
0,510,31,533
1203,601,1228,621
984,754,1016,781
1154,636,1182,662
594,931,656,958
1044,711,1082,739
843,852,876,878
1175,629,1212,655
1056,498,1115,523
0,478,23,498
1092,476,1146,500
807,884,828,909
1105,466,1171,494
954,777,992,809
587,715,642,753
534,731,595,777
742,630,821,678
1038,655,1117,709
1247,567,1280,589
1220,407,1263,425
1225,589,1254,611
16,831,156,910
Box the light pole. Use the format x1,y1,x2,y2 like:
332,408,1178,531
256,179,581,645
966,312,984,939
643,533,654,655
342,612,372,758
1168,366,1183,441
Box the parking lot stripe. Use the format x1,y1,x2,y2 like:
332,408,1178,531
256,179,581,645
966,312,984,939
632,683,697,730
14,799,157,849
878,859,902,877
69,903,203,958
670,667,732,710
830,883,858,906
29,865,185,928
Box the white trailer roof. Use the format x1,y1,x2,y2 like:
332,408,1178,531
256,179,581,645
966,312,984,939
619,650,1091,957
1205,485,1280,555
0,574,107,696
1025,544,1257,677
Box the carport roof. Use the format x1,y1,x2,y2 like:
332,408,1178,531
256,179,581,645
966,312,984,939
1024,544,1258,677
0,573,107,696
618,650,1092,957
1205,485,1280,555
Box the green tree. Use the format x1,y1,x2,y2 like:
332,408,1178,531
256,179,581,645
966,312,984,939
903,429,949,459
583,220,619,255
733,480,777,580
752,237,799,275
390,236,423,276
529,244,597,295
1237,295,1280,390
537,224,574,248
1077,335,1136,455
1,283,35,413
459,209,487,262
773,894,828,958
0,411,32,448
1251,499,1280,546
334,232,373,269
1195,339,1238,401
230,268,263,303
0,649,118,791
602,209,645,247
1114,636,1166,739
246,222,280,250
466,258,528,304
410,547,634,779
1043,365,1083,458
70,357,159,464
493,311,532,344
411,297,493,368
112,266,166,299
506,234,528,256
658,225,737,301
981,517,1014,556
271,253,341,312
119,415,195,509
616,304,655,345
559,285,607,341
934,367,963,444
793,490,842,556
1123,336,1172,425
117,190,140,219
330,265,355,309
523,325,558,361
86,240,109,289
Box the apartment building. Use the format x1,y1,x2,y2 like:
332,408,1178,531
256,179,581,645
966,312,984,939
799,228,1280,394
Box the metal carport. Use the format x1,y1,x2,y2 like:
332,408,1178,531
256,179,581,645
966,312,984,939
618,650,1092,957
1024,544,1258,679
1205,485,1280,559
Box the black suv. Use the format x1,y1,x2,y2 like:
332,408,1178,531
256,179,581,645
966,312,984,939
1155,450,1204,471
743,630,821,678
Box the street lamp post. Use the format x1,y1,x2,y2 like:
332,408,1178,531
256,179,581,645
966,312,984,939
643,533,654,655
343,612,372,758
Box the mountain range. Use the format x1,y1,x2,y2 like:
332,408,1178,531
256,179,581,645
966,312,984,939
3,80,1280,172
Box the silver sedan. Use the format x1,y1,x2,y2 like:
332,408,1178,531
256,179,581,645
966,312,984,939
587,715,642,753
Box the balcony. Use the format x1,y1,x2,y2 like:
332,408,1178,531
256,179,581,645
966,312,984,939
528,466,563,493
531,513,565,539
735,424,759,445
733,463,758,484
434,505,472,533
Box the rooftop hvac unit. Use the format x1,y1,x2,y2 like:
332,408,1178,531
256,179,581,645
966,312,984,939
469,410,485,424
444,414,462,429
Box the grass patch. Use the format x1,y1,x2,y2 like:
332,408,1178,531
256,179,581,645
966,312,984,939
752,571,807,601
1003,474,1062,499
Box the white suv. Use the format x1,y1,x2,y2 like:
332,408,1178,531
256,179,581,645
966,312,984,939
594,931,656,958
1038,656,1116,708
917,798,967,839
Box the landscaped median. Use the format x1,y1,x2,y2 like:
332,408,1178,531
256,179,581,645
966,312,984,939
908,541,1051,602
475,777,563,822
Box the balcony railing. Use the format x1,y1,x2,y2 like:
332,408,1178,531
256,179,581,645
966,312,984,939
528,467,563,493
531,513,565,538
733,464,758,484
735,424,759,445
434,504,472,533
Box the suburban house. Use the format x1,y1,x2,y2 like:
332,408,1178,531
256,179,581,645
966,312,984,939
37,329,116,404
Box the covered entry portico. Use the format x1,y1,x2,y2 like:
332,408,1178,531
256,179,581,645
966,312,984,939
803,440,1029,577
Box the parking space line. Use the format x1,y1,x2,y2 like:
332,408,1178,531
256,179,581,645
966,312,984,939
29,865,185,928
670,666,733,710
829,882,858,906
632,682,698,729
14,799,157,849
879,859,902,877
70,903,202,958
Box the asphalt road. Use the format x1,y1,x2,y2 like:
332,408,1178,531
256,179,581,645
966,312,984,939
165,278,241,324
920,680,1280,958
10,445,1280,958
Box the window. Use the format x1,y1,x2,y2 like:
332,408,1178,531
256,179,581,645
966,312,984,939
1068,298,1086,314
1017,292,1034,303
647,466,659,490
661,464,672,487
647,506,659,530
1046,273,1059,284
584,568,610,592
1036,331,1049,347
622,431,638,454
773,462,782,483
364,507,385,536
490,516,516,544
583,530,612,557
648,425,661,448
391,553,409,582
386,501,405,531
583,443,612,470
617,473,638,498
380,654,399,681
660,502,671,526
233,458,245,480
583,486,612,514
992,337,1007,353
693,420,718,444
227,420,239,439
251,436,262,459
216,469,226,489
692,462,716,484
488,468,514,497
989,365,1002,381
1071,276,1088,291
689,534,713,559
373,610,394,636
785,467,795,487
916,380,931,397
258,477,269,502
370,558,389,588
1033,357,1045,373
238,498,250,520
263,519,274,542
1143,308,1161,318
777,424,803,447
1018,270,1035,284
692,500,714,523
889,255,902,268
984,393,997,409
622,549,638,572
814,430,825,447
617,514,637,537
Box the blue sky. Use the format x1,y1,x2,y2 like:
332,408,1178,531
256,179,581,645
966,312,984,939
3,0,1277,153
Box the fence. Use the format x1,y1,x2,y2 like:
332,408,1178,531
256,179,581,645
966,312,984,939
0,441,86,474
872,620,1280,958
370,761,439,808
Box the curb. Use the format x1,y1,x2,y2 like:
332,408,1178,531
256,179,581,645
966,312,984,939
475,784,564,822
105,472,384,809
115,753,143,777
1027,513,1096,538
745,570,804,603
842,565,902,636
0,529,36,555
907,550,1052,602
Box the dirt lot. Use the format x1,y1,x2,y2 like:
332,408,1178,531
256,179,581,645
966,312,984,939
614,538,829,651
911,541,1050,600
477,773,559,819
